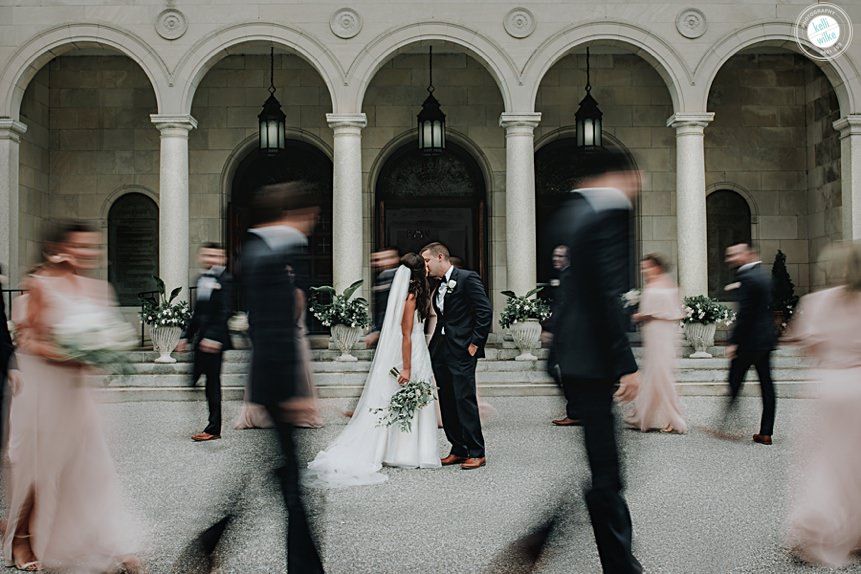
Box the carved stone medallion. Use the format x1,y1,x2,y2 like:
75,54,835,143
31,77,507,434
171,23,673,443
330,8,362,39
504,8,536,39
676,8,707,39
155,8,188,40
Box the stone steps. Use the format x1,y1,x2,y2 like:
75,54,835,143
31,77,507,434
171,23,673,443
90,344,818,401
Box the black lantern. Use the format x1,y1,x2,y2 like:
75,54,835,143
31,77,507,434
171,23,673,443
417,46,446,154
258,47,286,155
575,47,603,148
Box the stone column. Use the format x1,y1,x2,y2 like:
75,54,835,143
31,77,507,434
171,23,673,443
0,120,27,284
499,112,541,296
151,114,197,300
834,115,861,240
668,112,714,297
326,113,367,292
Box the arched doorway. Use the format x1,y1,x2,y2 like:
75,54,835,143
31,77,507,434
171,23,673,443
228,140,333,331
375,142,487,279
535,138,639,287
108,193,159,306
707,190,752,299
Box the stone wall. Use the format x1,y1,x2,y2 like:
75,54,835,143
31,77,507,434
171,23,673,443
706,53,819,295
535,52,676,273
18,66,50,277
805,69,842,290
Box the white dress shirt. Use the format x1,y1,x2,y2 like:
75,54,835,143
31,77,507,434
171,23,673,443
437,266,454,314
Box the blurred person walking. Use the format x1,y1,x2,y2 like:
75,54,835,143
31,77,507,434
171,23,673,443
623,254,687,433
544,245,581,427
241,183,324,573
1,264,22,444
4,221,144,573
722,243,777,445
545,147,642,573
784,241,861,567
364,247,400,349
177,243,233,442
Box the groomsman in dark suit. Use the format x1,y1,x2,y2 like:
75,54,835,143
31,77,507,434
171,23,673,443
422,242,492,470
242,182,324,573
724,243,777,445
179,243,233,442
549,148,642,573
544,245,581,427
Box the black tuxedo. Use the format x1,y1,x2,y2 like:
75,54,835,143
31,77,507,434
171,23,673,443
429,266,492,459
184,267,233,436
549,189,642,573
726,262,777,436
241,228,323,573
545,266,579,420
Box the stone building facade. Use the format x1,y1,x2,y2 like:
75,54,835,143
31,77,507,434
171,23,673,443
1,1,860,325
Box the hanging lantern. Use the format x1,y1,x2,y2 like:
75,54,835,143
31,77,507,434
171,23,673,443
258,47,286,155
575,47,603,149
417,46,446,154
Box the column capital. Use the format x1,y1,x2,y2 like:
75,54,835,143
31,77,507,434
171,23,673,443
667,112,714,132
150,114,198,132
326,113,367,131
833,115,861,137
0,119,28,141
499,112,542,132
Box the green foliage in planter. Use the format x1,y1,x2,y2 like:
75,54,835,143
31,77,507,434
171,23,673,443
499,287,551,329
309,279,371,329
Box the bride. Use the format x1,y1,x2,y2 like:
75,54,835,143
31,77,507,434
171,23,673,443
307,252,440,487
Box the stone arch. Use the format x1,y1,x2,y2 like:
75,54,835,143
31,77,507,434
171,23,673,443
174,22,342,116
101,184,159,223
696,21,861,115
106,190,160,305
706,187,755,298
347,22,517,113
367,127,496,205
0,23,170,119
521,21,691,113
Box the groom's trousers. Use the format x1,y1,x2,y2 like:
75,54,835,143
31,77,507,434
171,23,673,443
565,378,642,574
433,345,485,458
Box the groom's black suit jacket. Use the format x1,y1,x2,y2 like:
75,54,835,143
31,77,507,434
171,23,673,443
428,266,492,360
550,190,638,381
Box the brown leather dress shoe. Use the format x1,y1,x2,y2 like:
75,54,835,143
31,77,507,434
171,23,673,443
461,456,487,470
192,432,222,442
440,454,468,466
551,417,582,426
752,434,773,445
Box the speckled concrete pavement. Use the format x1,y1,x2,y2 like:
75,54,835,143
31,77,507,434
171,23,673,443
95,396,856,574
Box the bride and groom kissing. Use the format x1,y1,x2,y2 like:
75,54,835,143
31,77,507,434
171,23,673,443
308,242,493,487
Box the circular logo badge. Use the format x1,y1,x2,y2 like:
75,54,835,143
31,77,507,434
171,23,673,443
795,3,853,61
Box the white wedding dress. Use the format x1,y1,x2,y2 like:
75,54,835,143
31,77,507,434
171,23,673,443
307,266,441,487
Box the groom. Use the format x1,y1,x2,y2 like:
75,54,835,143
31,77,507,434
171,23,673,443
422,242,492,470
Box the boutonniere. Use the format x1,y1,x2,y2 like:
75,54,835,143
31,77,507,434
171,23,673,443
446,279,457,294
212,283,221,290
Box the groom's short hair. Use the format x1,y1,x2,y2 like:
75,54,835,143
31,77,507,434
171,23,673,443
420,242,450,260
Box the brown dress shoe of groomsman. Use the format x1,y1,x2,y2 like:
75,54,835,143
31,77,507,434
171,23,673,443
551,417,582,426
461,457,486,470
440,454,468,466
752,434,772,445
192,432,222,442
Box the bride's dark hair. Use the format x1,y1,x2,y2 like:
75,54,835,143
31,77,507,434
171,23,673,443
401,252,432,321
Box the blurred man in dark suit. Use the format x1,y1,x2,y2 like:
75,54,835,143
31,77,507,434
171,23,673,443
179,243,233,442
544,245,581,427
0,265,21,446
548,148,642,573
723,243,777,445
242,182,324,573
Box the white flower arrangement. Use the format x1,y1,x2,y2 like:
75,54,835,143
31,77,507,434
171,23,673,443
369,367,436,433
499,287,551,329
621,289,641,309
681,295,735,327
309,279,371,329
54,308,137,377
446,279,457,294
139,275,192,328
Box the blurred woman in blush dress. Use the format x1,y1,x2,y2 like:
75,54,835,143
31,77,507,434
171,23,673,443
4,221,144,573
785,241,861,567
624,254,688,433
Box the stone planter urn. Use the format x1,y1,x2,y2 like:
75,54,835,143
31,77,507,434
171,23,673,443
151,325,182,363
510,318,542,361
331,324,362,362
684,322,716,358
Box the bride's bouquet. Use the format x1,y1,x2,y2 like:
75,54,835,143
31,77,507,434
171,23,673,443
370,367,436,433
54,309,138,378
